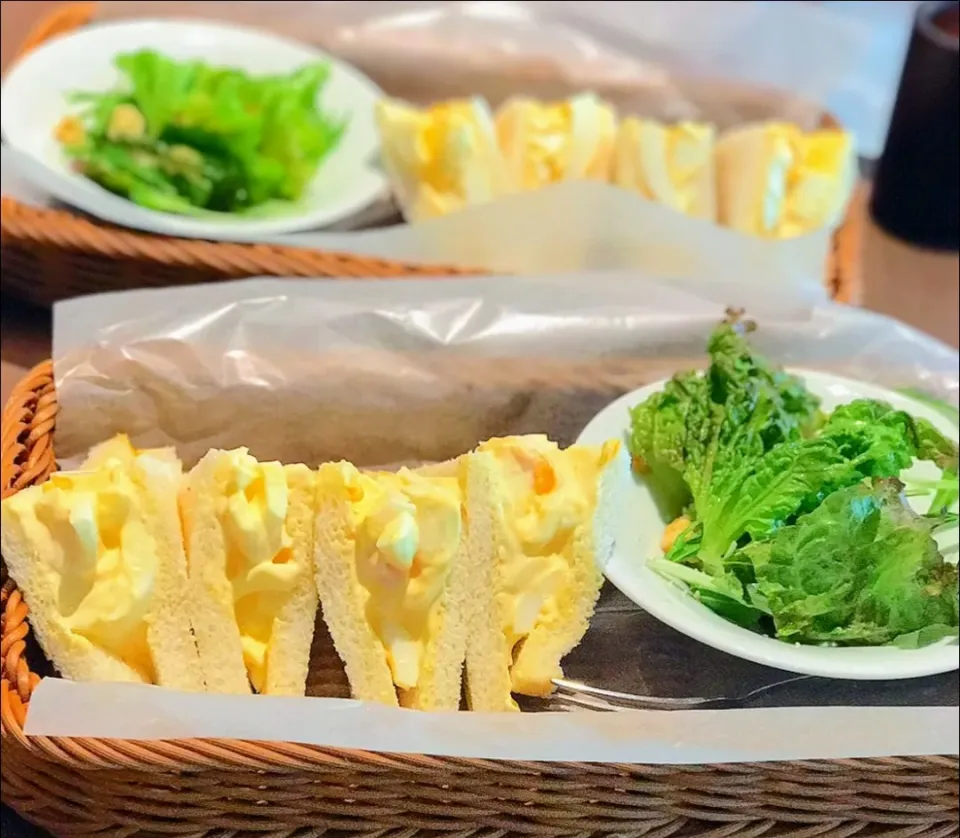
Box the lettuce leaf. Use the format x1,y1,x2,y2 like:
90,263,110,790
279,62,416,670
891,624,960,649
686,399,957,573
736,480,958,646
628,372,706,518
628,313,821,527
705,316,821,449
62,49,346,214
633,315,959,648
631,323,959,571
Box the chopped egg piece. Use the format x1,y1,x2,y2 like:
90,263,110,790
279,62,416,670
54,115,86,148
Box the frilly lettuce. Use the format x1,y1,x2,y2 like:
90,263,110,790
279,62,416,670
739,481,958,646
628,311,959,648
59,50,346,214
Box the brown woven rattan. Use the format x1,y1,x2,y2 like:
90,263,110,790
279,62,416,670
0,3,863,309
1,360,957,838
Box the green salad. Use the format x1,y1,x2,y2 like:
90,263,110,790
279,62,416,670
628,310,959,649
55,50,347,215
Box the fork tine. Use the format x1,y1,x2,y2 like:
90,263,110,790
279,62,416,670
551,678,720,710
549,674,813,712
550,692,620,712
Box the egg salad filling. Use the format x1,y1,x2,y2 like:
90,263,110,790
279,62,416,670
720,123,855,238
336,464,463,690
477,437,620,671
613,119,716,219
3,464,159,681
496,93,617,190
218,450,301,692
376,97,507,220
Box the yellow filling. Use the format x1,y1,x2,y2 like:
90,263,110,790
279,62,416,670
477,436,620,670
376,97,506,220
614,119,715,217
496,94,617,189
217,449,301,692
4,463,158,681
335,463,463,690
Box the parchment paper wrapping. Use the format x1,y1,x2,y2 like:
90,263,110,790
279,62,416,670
22,276,959,759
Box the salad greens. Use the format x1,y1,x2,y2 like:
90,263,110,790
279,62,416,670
55,50,347,215
629,311,959,648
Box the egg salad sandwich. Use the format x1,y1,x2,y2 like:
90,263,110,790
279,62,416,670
462,436,626,712
180,448,317,696
0,435,204,691
314,461,474,711
496,93,618,191
714,122,856,238
612,118,717,221
376,97,510,221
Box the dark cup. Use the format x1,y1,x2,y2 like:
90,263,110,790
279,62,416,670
870,1,959,250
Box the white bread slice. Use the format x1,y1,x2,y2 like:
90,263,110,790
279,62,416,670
180,449,317,696
261,464,318,696
459,451,517,712
314,460,473,710
464,437,626,711
0,450,204,691
179,451,249,695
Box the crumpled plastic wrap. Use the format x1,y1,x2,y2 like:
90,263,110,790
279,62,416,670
53,275,958,470
21,276,958,754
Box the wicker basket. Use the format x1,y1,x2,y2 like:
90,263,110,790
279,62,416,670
2,360,958,838
0,3,863,309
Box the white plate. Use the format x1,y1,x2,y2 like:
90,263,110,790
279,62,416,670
0,20,387,240
578,370,960,680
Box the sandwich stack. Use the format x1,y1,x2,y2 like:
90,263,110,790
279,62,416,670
1,433,626,710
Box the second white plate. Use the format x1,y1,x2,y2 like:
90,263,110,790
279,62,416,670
1,19,388,240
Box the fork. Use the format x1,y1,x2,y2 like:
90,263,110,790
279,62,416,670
549,675,812,712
